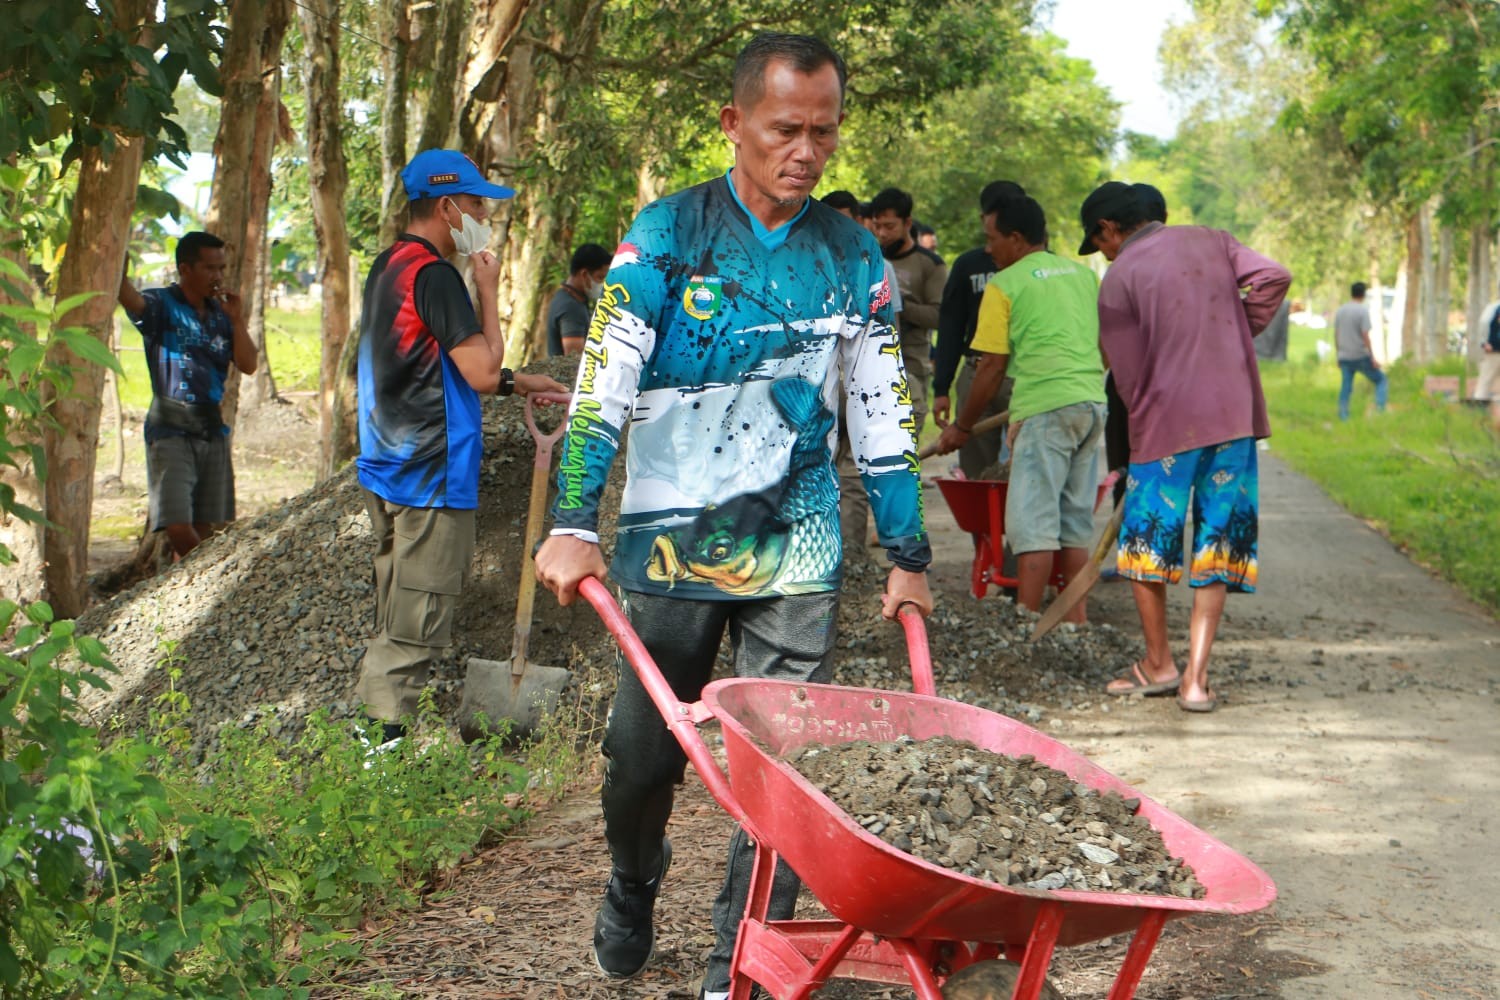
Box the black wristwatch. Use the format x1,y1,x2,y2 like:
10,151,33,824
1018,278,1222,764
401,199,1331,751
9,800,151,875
497,368,515,397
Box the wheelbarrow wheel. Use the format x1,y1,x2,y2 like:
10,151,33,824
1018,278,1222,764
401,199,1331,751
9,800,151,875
941,959,1065,1000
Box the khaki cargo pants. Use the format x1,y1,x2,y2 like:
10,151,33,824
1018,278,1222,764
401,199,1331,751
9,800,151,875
355,489,475,723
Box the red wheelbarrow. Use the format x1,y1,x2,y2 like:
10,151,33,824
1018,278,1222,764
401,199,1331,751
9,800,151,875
579,577,1275,1000
934,474,1117,600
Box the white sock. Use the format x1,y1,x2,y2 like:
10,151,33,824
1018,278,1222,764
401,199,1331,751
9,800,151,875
701,992,729,1000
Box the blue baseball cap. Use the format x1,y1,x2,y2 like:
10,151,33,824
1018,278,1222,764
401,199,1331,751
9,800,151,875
400,149,515,201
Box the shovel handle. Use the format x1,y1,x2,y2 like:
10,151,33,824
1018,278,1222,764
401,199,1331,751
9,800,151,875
524,391,572,469
511,392,572,674
578,577,754,831
917,409,1009,460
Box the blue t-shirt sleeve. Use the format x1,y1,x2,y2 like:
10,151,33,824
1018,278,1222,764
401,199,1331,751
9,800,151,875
128,288,165,344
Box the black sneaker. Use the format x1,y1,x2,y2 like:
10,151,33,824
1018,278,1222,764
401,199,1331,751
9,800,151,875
592,838,672,979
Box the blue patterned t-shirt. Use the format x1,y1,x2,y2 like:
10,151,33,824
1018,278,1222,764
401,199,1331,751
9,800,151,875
128,285,235,441
551,173,930,600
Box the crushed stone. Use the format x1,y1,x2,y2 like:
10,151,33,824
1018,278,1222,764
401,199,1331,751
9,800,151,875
788,734,1204,898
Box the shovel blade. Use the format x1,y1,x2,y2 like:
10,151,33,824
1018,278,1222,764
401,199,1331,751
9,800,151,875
458,655,571,742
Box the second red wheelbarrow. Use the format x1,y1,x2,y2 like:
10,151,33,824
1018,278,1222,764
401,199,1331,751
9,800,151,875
934,473,1118,600
579,576,1275,1000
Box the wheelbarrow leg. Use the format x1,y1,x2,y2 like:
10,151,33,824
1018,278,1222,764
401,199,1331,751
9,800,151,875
889,938,946,1000
1010,901,1064,1000
986,486,1005,592
1104,910,1167,1000
970,534,989,599
729,841,779,1000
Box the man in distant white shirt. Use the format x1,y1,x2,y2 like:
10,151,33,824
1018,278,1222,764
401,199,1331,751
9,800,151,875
1332,282,1388,421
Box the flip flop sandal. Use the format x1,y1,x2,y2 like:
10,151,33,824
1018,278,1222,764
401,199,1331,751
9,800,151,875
1176,693,1219,713
1105,661,1181,697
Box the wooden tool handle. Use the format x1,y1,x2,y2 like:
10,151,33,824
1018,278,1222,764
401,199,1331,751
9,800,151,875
917,409,1009,460
512,397,564,674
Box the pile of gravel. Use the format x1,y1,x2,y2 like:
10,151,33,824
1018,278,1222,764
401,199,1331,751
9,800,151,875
75,356,617,757
788,735,1204,898
73,354,1143,759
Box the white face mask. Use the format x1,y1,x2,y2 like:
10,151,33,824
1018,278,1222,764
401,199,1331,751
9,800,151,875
587,279,604,303
445,200,492,256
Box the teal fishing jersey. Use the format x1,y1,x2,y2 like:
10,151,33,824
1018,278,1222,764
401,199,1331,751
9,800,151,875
552,173,930,600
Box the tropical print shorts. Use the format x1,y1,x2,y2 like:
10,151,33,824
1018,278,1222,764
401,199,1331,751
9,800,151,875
1116,438,1258,592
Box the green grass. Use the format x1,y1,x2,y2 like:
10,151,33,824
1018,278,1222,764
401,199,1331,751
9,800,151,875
114,306,323,411
1259,337,1500,614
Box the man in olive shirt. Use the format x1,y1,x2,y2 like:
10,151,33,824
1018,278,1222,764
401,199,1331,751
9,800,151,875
868,186,947,434
934,194,1104,619
932,180,1026,477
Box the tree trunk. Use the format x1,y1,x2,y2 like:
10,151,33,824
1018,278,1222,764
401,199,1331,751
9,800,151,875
299,0,352,481
634,154,666,216
457,0,534,155
416,0,471,151
377,0,411,248
41,119,148,617
1434,219,1452,357
207,0,289,426
1466,223,1492,391
1422,200,1434,361
240,65,291,411
107,315,125,482
1367,268,1386,363
458,0,608,367
1398,210,1422,362
325,255,363,472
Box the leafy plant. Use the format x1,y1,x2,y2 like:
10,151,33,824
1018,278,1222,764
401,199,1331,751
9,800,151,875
203,694,530,929
0,601,301,999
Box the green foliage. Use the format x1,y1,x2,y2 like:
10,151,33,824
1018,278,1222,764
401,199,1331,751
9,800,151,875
1278,0,1495,215
202,697,529,926
0,256,126,555
0,605,301,998
0,607,534,997
833,30,1119,253
0,0,224,167
1261,356,1500,612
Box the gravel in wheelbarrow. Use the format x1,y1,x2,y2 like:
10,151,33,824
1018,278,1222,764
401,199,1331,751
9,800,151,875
786,734,1205,899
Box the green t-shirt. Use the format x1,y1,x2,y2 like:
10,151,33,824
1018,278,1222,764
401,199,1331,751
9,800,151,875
970,250,1104,423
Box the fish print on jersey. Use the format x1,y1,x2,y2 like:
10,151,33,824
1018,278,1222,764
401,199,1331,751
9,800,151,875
646,377,839,594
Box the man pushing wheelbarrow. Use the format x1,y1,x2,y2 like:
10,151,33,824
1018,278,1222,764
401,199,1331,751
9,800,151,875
534,32,933,1000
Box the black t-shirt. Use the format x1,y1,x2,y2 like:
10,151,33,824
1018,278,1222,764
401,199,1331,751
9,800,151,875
413,261,482,351
933,246,997,396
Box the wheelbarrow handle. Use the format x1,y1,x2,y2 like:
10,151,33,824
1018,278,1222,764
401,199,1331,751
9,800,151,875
577,576,754,831
897,603,937,697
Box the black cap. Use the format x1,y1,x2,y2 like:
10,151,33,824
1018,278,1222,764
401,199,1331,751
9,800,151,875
1132,182,1167,223
979,179,1026,214
1078,181,1139,256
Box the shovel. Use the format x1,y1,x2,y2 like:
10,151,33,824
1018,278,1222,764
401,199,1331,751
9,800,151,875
1030,495,1125,642
459,390,573,741
917,409,1009,461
